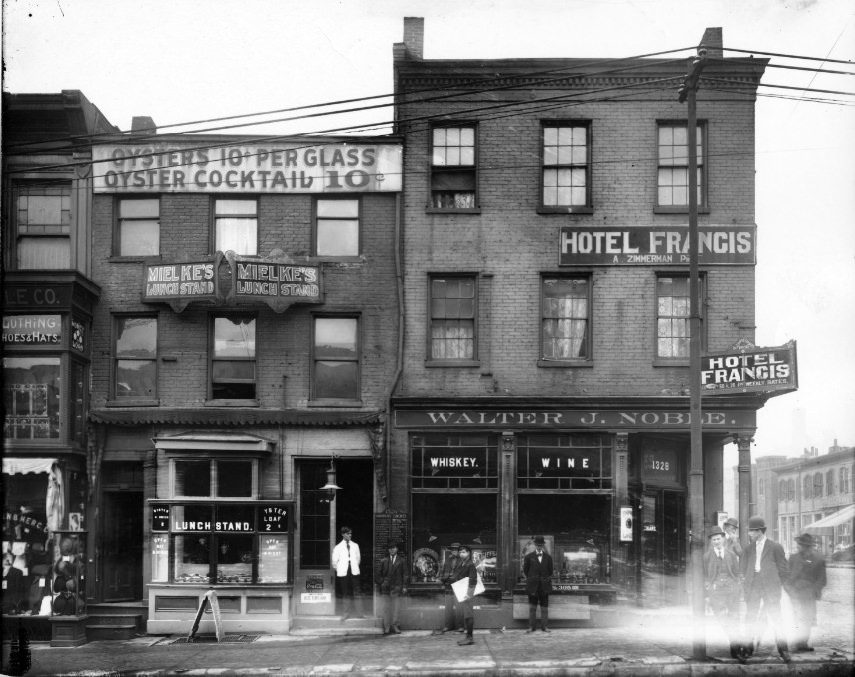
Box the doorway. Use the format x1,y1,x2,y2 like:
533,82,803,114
102,490,144,601
639,489,687,606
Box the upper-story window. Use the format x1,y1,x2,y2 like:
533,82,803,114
804,475,812,500
214,198,257,255
315,198,359,256
429,276,476,362
312,316,359,401
655,274,705,361
657,123,706,210
814,472,823,497
13,183,71,269
779,480,787,502
210,315,256,401
840,466,851,494
116,198,160,256
541,276,591,363
430,125,477,210
113,315,158,401
826,469,835,496
788,478,795,501
541,123,591,211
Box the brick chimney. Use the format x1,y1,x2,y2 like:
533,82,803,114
403,17,424,59
700,27,723,59
131,116,156,133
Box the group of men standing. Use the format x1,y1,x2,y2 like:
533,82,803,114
704,516,827,663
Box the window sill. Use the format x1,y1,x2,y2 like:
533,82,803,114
204,399,260,407
425,360,481,368
536,206,594,215
653,206,710,214
536,360,593,368
307,399,364,408
652,359,689,368
425,208,481,215
106,398,160,407
108,255,162,263
316,255,364,263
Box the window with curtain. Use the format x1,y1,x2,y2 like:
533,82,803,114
542,276,590,362
215,198,257,255
113,315,158,400
210,315,256,400
656,274,704,359
430,125,477,210
657,123,705,208
14,183,72,269
429,276,476,361
541,123,590,209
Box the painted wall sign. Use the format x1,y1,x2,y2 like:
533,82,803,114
396,409,756,429
559,225,756,265
260,505,289,533
3,285,73,308
520,448,601,477
152,506,170,532
93,142,402,193
2,314,61,345
413,448,491,477
701,341,798,394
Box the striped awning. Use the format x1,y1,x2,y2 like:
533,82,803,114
805,504,855,534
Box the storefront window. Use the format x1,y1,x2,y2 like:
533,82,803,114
173,459,255,498
517,434,611,490
151,503,291,585
3,357,61,440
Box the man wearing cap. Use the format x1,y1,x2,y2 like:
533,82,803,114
522,536,554,633
785,533,827,652
452,545,478,646
439,543,463,633
741,515,791,662
703,526,744,659
377,543,408,635
723,517,743,559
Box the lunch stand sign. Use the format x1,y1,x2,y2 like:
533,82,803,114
701,340,798,395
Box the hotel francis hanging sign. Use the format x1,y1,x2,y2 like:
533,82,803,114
701,341,798,395
142,251,323,313
92,142,402,194
559,225,756,265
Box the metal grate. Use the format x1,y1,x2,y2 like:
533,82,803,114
161,634,260,645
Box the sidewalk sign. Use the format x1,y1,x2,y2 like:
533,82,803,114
187,589,225,643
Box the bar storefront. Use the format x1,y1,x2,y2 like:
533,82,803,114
393,403,755,628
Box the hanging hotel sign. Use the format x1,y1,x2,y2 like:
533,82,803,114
701,341,797,394
396,409,756,429
93,142,402,193
559,225,756,265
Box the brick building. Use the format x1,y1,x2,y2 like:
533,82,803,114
387,18,768,627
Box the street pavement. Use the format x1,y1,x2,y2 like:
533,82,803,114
4,566,853,676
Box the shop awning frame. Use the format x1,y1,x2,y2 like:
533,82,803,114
2,457,58,475
804,504,855,535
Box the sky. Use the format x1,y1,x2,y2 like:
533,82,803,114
3,0,854,462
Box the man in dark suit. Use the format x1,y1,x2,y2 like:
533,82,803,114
703,526,744,660
741,515,791,663
438,542,462,633
786,533,827,652
522,535,553,633
376,543,408,635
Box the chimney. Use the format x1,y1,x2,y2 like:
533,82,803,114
700,27,723,59
131,116,157,133
403,17,424,59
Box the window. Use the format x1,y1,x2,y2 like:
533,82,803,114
312,316,359,401
788,478,795,502
429,276,476,361
814,472,823,497
173,459,255,498
315,198,359,256
804,475,812,500
779,480,787,502
3,356,61,439
13,183,71,269
214,199,257,255
541,123,590,210
759,479,765,496
841,467,850,494
541,276,590,362
116,198,160,256
826,469,835,496
430,125,477,210
113,316,157,401
657,123,705,209
656,274,704,359
211,316,256,400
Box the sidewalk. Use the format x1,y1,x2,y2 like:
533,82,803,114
5,621,854,677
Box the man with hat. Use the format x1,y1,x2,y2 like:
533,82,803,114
522,536,554,633
723,517,743,559
376,542,408,635
785,533,827,652
438,543,463,633
741,515,791,662
703,525,744,659
452,544,478,646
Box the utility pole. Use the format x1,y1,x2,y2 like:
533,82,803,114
678,47,707,662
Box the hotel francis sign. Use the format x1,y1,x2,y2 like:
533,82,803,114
701,341,798,395
559,225,756,266
93,142,402,194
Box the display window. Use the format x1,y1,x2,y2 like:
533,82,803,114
3,357,61,440
516,434,611,490
150,503,292,585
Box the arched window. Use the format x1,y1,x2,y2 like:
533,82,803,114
826,469,834,496
804,475,812,500
814,472,823,497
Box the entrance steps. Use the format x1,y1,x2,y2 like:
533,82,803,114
290,615,384,636
86,601,147,641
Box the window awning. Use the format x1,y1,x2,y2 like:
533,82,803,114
2,457,57,475
804,504,855,535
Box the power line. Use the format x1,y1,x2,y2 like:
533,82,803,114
723,47,854,66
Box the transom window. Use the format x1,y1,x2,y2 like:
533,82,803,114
211,316,256,400
14,183,71,269
542,123,590,209
113,315,158,400
315,198,359,256
430,125,477,210
173,459,256,498
117,198,160,256
656,274,704,359
657,123,705,208
215,198,257,255
430,276,476,361
312,316,359,401
542,277,590,361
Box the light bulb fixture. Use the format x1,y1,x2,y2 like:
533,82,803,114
320,454,343,494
